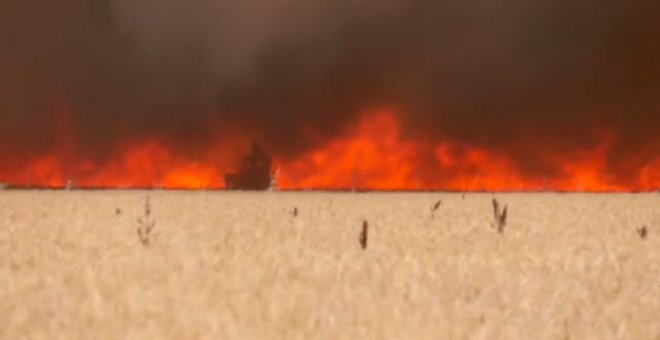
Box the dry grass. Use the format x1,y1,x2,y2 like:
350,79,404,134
1,191,659,339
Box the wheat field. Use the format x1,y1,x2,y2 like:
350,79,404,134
1,191,659,339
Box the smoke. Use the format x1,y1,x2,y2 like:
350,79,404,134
1,0,659,178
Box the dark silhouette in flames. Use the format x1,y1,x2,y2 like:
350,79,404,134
225,143,273,190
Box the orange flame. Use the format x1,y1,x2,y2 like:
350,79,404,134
7,142,226,189
278,110,659,191
0,108,657,191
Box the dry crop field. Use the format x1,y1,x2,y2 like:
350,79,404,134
1,191,659,339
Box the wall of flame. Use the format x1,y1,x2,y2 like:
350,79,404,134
0,109,656,191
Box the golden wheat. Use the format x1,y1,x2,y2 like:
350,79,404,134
1,191,659,339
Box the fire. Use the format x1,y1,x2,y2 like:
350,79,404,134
3,142,226,189
278,110,659,191
278,112,421,190
0,108,657,191
0,100,240,189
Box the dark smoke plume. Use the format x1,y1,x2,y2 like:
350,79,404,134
1,0,658,181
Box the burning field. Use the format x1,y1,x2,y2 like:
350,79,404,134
2,191,660,338
1,1,659,192
1,109,657,192
2,1,660,336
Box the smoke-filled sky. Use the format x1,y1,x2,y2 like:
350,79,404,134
1,0,659,186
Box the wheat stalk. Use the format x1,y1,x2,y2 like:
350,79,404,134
491,198,508,233
430,199,442,219
137,197,156,246
360,220,368,249
637,226,648,239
